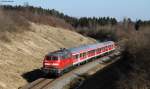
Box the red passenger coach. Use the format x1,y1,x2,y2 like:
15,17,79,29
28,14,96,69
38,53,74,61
42,41,116,76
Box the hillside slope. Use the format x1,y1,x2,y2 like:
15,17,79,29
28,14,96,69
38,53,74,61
0,23,96,89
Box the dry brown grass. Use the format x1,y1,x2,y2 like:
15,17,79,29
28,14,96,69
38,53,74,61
0,9,30,42
0,7,96,89
0,22,96,89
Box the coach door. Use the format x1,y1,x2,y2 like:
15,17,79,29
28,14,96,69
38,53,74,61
73,54,79,65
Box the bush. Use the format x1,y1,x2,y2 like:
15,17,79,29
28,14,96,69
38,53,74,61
0,9,30,42
116,27,150,89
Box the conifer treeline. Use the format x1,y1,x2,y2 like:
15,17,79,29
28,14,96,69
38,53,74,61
1,5,117,28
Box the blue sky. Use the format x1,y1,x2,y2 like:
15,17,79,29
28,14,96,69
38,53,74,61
1,0,150,21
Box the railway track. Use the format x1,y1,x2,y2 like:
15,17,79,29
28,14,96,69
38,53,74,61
20,50,121,89
20,78,54,89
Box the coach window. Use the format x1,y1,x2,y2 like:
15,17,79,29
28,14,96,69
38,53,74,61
97,49,99,52
83,52,86,57
101,47,103,51
76,55,78,59
91,50,93,54
112,45,113,48
89,51,91,54
105,46,107,50
88,51,90,55
109,45,111,49
90,50,92,54
88,51,91,54
106,46,108,50
80,53,82,58
82,53,84,57
103,47,105,51
93,50,95,53
74,55,78,59
100,48,102,52
92,50,95,54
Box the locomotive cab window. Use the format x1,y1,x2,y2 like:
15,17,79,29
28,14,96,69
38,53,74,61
60,55,70,59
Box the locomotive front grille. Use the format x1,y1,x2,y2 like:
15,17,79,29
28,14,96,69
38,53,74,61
42,67,60,75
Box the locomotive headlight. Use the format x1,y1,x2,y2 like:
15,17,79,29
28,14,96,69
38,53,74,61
44,63,51,65
44,63,59,66
51,63,59,66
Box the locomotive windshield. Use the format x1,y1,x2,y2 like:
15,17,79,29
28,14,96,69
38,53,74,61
47,56,58,60
46,48,71,60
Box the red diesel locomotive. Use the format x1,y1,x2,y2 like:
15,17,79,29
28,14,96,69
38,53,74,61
42,41,116,76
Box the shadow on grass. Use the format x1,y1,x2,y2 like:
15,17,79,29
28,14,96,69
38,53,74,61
21,69,45,83
22,69,57,83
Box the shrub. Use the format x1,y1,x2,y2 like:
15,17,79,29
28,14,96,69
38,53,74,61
116,27,150,89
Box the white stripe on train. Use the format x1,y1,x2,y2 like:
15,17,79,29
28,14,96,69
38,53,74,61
73,48,115,65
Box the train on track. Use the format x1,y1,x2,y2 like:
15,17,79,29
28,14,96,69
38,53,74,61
42,41,116,76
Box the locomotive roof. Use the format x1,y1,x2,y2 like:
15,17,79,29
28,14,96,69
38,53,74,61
68,41,114,54
47,49,70,57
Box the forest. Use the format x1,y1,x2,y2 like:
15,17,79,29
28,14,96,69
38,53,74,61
1,5,150,89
